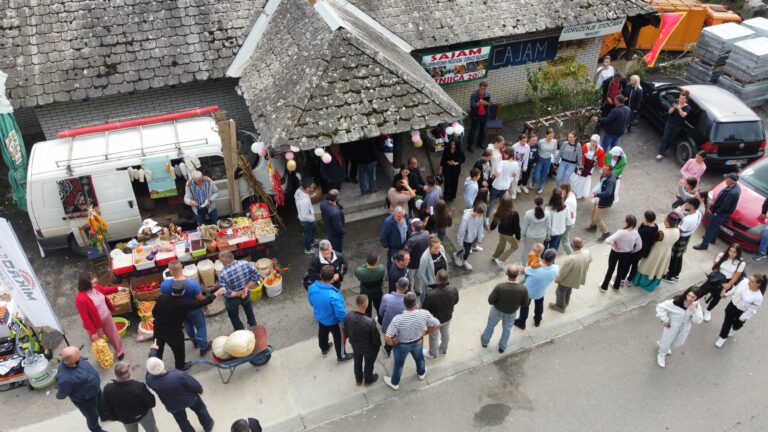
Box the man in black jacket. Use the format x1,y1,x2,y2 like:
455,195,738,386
694,174,742,251
306,239,348,289
592,94,630,151
102,361,158,432
422,270,459,359
586,165,618,242
320,190,346,253
344,295,382,385
154,282,225,370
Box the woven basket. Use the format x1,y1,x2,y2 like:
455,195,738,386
133,287,160,302
108,290,132,315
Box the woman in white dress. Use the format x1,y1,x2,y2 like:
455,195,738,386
570,134,605,199
655,287,703,368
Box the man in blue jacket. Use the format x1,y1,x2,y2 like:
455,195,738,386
592,94,630,151
320,189,346,253
380,206,409,266
56,346,103,432
146,341,214,432
694,174,741,251
308,265,353,363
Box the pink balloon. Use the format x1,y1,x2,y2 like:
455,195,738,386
285,151,294,160
321,153,332,164
411,134,421,143
258,148,267,157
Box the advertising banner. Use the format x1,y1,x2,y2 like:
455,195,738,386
421,46,491,85
488,37,559,70
0,218,64,333
559,18,626,41
143,155,178,199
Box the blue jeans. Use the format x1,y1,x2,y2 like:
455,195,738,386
391,340,426,386
225,295,256,331
486,187,506,217
300,221,316,251
531,157,552,191
183,309,209,349
601,133,621,152
658,123,682,156
760,223,768,254
359,161,377,194
436,229,446,240
195,207,218,226
170,396,214,432
481,306,516,351
701,213,728,248
545,234,562,251
555,161,576,187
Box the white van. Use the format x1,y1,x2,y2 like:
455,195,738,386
26,115,258,256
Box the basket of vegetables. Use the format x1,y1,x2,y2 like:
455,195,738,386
130,274,162,301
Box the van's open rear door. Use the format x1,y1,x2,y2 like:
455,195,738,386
91,170,141,241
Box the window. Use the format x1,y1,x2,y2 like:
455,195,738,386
711,121,765,143
740,158,768,196
659,89,680,107
197,155,227,180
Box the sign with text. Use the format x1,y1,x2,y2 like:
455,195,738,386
559,18,626,41
489,37,559,70
421,46,491,85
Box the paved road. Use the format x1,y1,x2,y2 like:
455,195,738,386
310,299,768,432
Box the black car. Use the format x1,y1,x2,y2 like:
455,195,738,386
641,82,766,168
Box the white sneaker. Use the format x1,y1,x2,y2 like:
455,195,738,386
418,367,427,380
383,376,399,390
656,155,664,160
715,338,726,348
729,329,736,337
463,261,473,270
657,354,666,368
471,245,483,252
454,252,463,267
494,258,505,269
423,349,437,360
703,310,711,322
522,186,529,193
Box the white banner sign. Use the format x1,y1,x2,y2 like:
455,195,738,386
0,218,63,333
559,18,626,41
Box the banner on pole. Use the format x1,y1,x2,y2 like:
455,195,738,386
0,218,64,333
644,13,687,68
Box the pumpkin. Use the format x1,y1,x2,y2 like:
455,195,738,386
212,336,232,360
223,330,256,358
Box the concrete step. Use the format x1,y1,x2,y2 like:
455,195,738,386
344,205,388,224
313,187,389,224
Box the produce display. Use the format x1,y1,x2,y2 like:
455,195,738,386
264,271,282,286
139,320,154,331
137,301,155,320
232,217,252,228
251,219,277,238
223,330,256,358
212,336,232,360
91,338,114,369
107,290,132,315
199,225,220,241
87,209,109,253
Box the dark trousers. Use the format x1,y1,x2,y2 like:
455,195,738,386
602,250,632,290
329,236,344,254
628,251,642,281
225,295,257,331
363,290,384,324
704,281,726,312
443,167,461,201
170,395,214,432
519,165,533,186
702,213,728,247
467,117,487,150
667,255,684,279
720,302,746,339
156,331,187,370
195,207,218,226
318,322,345,360
353,350,378,383
514,297,544,327
461,241,473,260
658,123,682,156
300,221,316,251
74,391,104,432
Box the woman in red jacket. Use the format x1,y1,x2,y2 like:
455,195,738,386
75,272,127,360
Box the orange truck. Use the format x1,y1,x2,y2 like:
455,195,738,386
601,0,741,57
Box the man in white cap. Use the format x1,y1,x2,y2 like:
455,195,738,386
146,341,215,432
184,170,219,226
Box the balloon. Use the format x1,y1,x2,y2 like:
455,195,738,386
445,126,454,136
321,153,332,164
453,124,464,136
286,160,297,172
251,142,265,154
257,148,267,157
414,139,423,148
411,134,421,143
314,148,326,157
285,151,294,161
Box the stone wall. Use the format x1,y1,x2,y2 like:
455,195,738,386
33,78,254,139
442,36,602,111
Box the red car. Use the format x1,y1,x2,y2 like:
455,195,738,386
705,156,768,252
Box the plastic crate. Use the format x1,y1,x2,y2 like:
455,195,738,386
155,248,176,266
132,247,156,270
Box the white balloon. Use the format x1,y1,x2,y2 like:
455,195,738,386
314,147,326,157
453,125,464,136
251,142,265,154
445,126,454,136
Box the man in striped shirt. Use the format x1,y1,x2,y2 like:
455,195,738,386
383,293,440,390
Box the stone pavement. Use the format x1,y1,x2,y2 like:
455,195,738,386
17,228,724,432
